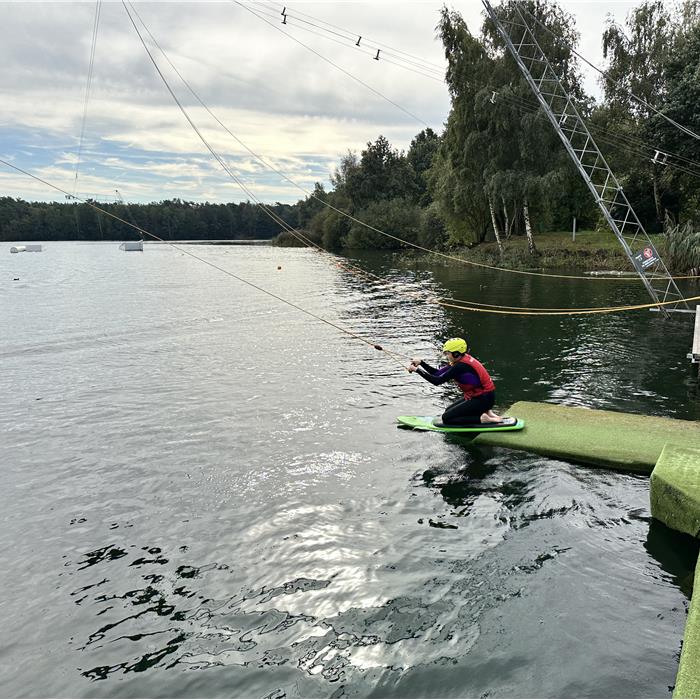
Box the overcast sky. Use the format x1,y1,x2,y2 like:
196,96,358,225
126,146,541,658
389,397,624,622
0,0,644,204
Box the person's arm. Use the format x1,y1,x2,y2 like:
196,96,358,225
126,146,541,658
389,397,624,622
415,363,480,387
415,363,458,386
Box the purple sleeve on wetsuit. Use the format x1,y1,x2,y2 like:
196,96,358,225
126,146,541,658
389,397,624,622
457,371,480,386
436,364,480,386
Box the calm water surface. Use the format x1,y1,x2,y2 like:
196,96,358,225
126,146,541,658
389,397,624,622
1,241,699,698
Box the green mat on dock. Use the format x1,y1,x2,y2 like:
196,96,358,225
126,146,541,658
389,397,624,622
675,554,700,699
651,444,700,539
474,401,700,472
650,445,700,698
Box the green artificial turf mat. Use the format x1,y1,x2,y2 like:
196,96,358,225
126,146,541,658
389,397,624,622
474,402,700,472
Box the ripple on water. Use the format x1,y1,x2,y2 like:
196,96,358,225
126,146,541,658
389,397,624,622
1,244,697,699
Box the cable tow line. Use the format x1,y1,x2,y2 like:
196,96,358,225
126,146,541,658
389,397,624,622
0,156,412,368
127,3,699,285
5,151,700,318
73,1,102,198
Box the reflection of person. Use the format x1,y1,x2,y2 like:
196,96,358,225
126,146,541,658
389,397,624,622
408,337,513,426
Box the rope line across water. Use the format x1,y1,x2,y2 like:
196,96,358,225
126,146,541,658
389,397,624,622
124,4,700,285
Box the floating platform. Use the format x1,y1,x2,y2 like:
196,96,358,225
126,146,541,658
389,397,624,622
119,240,143,252
10,244,42,253
473,401,700,473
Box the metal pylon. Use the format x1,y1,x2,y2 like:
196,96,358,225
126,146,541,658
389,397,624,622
481,0,688,317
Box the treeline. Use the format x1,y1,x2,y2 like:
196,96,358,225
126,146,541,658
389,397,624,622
0,197,297,242
3,0,700,254
287,0,700,254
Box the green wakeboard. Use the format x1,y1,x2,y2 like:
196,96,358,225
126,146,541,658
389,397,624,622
397,415,525,433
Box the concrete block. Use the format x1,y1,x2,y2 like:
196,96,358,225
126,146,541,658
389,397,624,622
651,445,700,539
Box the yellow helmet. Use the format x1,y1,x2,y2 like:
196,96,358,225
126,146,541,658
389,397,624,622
442,337,467,354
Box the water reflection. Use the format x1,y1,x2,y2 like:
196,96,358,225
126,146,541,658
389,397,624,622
645,521,700,597
56,459,696,696
3,245,697,699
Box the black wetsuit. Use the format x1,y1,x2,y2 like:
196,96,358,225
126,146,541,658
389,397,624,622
415,360,495,425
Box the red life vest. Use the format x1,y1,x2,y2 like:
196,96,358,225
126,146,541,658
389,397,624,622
455,354,495,399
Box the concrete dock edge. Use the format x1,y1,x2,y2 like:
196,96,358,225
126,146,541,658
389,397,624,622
649,445,700,699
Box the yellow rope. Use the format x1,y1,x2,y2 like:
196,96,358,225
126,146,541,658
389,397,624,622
437,293,700,316
285,229,699,315
2,155,697,319
434,296,682,312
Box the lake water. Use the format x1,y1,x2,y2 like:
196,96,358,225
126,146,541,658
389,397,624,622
1,241,699,698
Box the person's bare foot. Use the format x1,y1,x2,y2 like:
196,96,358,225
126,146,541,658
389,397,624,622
480,412,504,423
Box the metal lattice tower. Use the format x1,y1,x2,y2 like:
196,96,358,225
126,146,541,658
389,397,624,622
482,0,688,317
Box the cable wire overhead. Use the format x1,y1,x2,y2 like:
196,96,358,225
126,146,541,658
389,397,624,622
518,2,700,144
73,0,102,198
233,0,433,127
123,2,700,284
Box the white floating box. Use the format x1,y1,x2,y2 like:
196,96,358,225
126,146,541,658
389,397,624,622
119,241,144,251
9,245,42,253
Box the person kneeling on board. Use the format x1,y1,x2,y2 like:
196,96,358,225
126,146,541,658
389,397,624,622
408,337,512,426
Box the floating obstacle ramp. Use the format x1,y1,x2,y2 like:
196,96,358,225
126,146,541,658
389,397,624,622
474,401,700,473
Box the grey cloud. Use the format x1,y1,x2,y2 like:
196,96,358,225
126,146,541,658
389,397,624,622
1,0,643,204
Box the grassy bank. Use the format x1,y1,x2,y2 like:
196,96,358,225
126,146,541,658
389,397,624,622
434,230,666,272
277,227,699,275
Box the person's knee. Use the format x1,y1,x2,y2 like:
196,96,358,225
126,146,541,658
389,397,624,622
441,407,458,424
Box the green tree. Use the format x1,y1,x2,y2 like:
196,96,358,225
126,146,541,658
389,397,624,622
429,7,494,245
344,135,417,210
345,197,421,249
602,0,676,226
296,182,328,229
482,0,589,254
407,128,440,206
651,2,700,225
